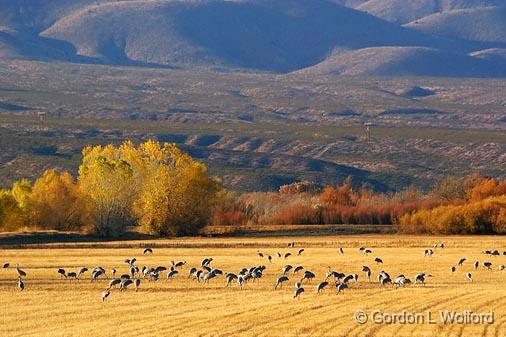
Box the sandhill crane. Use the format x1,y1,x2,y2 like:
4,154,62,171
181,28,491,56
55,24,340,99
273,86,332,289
297,249,304,256
458,258,466,266
120,279,133,291
101,289,110,301
474,261,479,270
338,248,344,255
362,266,371,281
57,268,67,279
188,267,197,279
275,275,289,289
16,264,26,278
130,266,139,278
203,269,221,284
17,278,24,291
257,250,264,258
451,266,456,273
108,278,121,289
237,274,245,289
293,266,304,274
134,278,141,291
393,275,410,288
293,286,304,299
91,270,104,282
342,274,354,284
466,272,473,282
3,263,10,269
268,255,272,263
174,261,186,268
317,281,329,293
201,258,213,267
78,267,88,278
149,271,159,281
414,273,429,286
301,270,315,283
374,257,383,265
326,267,344,281
282,265,293,274
143,248,153,254
125,258,136,266
483,262,492,270
226,273,237,286
284,252,292,259
92,266,107,279
378,271,391,287
167,270,178,279
336,282,348,293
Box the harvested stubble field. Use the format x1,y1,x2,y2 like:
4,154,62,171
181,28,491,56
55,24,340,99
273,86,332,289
1,235,505,337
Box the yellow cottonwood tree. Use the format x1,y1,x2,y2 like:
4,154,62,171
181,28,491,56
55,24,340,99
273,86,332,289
79,140,218,236
133,141,219,236
0,189,23,231
24,169,81,230
78,144,138,236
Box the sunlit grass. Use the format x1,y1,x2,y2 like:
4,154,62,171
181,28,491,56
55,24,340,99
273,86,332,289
0,235,505,337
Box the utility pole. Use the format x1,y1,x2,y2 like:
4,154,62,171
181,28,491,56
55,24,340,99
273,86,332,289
364,122,372,142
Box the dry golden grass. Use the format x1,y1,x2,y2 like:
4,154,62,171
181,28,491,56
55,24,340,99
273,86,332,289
1,235,505,337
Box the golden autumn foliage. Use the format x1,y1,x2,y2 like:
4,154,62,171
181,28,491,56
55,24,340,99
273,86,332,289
398,195,506,234
132,141,220,236
78,140,219,236
0,143,504,237
78,143,139,236
464,175,506,202
25,169,82,230
0,189,23,231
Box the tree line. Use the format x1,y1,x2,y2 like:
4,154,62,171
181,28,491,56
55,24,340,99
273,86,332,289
0,141,219,236
0,140,504,236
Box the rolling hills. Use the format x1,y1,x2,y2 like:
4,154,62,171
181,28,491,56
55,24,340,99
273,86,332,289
356,0,504,24
0,0,504,76
405,6,506,44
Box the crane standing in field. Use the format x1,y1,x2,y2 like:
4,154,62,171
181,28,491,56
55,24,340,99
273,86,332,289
362,266,371,281
16,264,26,278
293,285,304,299
17,277,24,291
275,275,289,289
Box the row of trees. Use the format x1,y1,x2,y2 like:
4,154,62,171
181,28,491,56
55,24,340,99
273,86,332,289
0,140,504,236
0,141,220,236
211,175,506,234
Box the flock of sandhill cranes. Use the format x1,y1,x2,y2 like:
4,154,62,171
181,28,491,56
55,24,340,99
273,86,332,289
3,242,505,301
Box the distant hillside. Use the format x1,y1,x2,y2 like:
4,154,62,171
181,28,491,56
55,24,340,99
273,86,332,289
40,0,445,72
0,0,504,77
470,48,506,63
405,6,506,44
295,46,505,77
357,0,503,24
